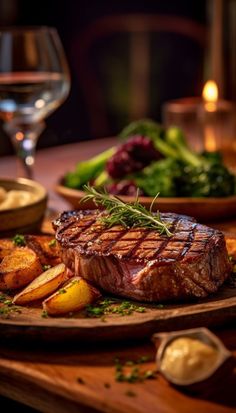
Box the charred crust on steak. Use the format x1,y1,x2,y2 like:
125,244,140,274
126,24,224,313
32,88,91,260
53,210,216,263
53,210,231,302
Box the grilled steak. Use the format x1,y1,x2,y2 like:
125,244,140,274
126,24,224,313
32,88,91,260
53,210,231,302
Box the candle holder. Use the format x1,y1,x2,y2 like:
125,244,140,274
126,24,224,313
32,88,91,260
162,96,236,168
162,97,204,152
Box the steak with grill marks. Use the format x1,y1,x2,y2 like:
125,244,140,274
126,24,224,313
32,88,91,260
53,210,231,302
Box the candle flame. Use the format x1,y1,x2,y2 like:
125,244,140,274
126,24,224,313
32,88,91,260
202,80,218,102
202,81,218,151
202,81,218,111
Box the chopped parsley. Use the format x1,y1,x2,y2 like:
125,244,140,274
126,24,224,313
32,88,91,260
43,264,51,271
12,234,26,246
41,310,48,318
136,355,151,364
114,356,157,383
58,288,66,294
0,294,22,318
85,298,146,319
48,239,56,247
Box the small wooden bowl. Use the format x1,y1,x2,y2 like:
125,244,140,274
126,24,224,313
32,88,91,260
0,178,47,236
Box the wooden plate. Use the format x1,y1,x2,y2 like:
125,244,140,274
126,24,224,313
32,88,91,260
55,184,236,222
1,233,236,343
1,283,235,344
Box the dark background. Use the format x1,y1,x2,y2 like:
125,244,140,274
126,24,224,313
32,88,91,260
0,0,207,155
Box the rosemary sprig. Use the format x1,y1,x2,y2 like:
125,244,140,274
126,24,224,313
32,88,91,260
82,185,172,236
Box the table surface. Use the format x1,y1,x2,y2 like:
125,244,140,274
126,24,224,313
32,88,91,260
0,138,236,413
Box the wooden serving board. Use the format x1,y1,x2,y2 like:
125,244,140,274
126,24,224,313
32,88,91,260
1,235,236,343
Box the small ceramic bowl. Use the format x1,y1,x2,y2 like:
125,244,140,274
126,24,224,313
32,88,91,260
0,178,47,236
152,327,232,387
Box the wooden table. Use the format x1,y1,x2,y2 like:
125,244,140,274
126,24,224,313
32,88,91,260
0,139,236,413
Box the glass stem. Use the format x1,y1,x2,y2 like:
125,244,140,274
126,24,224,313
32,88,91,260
4,121,45,180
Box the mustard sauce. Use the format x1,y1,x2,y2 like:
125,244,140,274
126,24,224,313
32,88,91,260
161,337,219,382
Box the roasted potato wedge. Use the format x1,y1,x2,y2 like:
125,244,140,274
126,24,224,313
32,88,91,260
0,247,43,290
13,263,68,305
24,235,61,266
0,239,15,261
226,237,236,261
43,277,101,316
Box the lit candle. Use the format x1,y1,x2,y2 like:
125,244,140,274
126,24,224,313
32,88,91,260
202,80,218,152
163,82,236,161
200,80,236,156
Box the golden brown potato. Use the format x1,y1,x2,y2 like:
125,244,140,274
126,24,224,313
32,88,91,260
24,235,61,266
0,239,15,261
0,247,43,290
43,277,101,316
13,263,68,305
226,237,236,261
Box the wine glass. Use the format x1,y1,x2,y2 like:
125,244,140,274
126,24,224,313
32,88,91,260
0,26,70,179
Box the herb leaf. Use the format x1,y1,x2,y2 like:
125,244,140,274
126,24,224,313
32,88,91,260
12,234,26,246
82,185,172,236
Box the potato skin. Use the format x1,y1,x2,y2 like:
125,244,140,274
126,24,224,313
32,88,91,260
43,277,101,316
0,247,43,290
0,239,15,261
13,263,68,305
24,235,61,266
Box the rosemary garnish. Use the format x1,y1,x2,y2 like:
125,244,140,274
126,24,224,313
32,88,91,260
82,185,172,236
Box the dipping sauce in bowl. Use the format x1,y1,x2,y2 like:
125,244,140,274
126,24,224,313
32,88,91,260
160,336,219,383
0,186,40,210
153,328,232,387
0,178,47,235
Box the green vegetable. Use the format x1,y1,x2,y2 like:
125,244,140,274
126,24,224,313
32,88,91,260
201,151,223,164
176,163,236,197
120,120,236,197
165,126,202,167
93,170,110,187
64,147,115,189
119,119,178,158
63,117,236,198
119,120,205,167
135,158,180,197
119,118,164,141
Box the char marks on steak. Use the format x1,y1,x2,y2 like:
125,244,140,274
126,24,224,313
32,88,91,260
53,210,231,302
